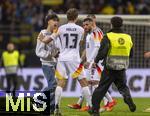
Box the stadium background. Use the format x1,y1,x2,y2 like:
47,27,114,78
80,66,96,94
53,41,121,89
0,0,150,115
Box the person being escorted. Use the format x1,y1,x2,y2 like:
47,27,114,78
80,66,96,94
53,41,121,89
88,16,136,116
35,10,59,115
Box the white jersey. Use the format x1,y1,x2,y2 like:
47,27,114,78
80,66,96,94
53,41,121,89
56,23,84,62
86,27,103,61
85,27,104,81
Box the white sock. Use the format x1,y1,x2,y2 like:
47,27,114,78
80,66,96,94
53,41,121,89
88,84,92,92
55,86,63,106
82,86,92,107
103,97,108,105
86,102,89,106
86,85,92,106
77,95,84,105
105,92,113,102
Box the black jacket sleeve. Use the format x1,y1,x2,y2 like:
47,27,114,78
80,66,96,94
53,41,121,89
94,35,110,63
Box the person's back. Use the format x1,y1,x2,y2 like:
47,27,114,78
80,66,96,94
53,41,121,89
58,23,84,62
106,32,133,70
50,8,92,115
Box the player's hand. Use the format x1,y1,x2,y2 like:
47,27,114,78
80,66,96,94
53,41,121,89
53,51,60,58
37,32,45,41
84,62,90,69
92,62,97,68
53,26,58,33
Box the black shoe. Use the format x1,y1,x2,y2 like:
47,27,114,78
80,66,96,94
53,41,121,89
129,103,136,112
88,108,93,115
54,104,63,116
54,109,62,116
92,113,100,116
50,104,55,115
88,108,100,116
124,97,136,112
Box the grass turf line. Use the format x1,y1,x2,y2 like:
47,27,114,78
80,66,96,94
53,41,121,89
60,98,150,116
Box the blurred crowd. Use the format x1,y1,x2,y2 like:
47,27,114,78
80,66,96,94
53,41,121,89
0,0,149,67
0,0,150,33
62,0,150,14
0,0,44,31
0,0,150,31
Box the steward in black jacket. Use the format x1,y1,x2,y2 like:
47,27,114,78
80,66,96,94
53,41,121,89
88,16,136,116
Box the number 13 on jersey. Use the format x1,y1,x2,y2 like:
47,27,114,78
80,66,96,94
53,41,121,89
63,33,78,48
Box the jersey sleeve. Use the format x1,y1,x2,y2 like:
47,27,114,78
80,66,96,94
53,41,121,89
91,31,103,46
87,31,103,62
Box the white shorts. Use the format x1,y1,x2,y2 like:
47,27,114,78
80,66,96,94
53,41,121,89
85,63,103,81
55,61,86,80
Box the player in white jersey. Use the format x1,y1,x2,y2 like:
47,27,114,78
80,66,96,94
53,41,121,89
39,8,92,116
83,17,116,112
68,15,116,112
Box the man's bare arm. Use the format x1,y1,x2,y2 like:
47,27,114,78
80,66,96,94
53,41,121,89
80,36,87,64
80,49,86,64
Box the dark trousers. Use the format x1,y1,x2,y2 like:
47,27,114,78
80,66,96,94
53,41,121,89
92,68,134,111
6,73,17,96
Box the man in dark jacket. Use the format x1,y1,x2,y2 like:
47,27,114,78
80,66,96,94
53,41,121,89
88,16,136,116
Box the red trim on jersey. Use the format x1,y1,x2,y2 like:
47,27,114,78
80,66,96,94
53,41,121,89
98,31,103,41
92,31,103,42
93,32,96,40
96,65,102,76
72,64,84,78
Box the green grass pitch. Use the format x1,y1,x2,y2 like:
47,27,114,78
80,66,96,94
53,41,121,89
59,97,150,116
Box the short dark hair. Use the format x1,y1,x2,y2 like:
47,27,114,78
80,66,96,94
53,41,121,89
111,16,123,28
83,17,93,22
87,14,96,19
45,10,59,23
67,8,78,21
